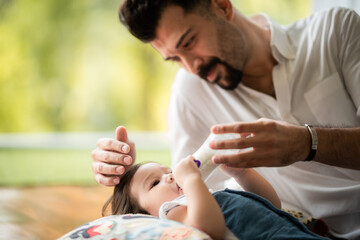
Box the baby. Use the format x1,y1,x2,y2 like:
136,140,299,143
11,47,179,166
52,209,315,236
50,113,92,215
103,156,329,240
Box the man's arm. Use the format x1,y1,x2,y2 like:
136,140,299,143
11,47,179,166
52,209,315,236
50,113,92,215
314,127,360,169
210,118,360,170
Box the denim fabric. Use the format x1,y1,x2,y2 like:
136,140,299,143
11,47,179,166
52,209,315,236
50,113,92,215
213,189,329,240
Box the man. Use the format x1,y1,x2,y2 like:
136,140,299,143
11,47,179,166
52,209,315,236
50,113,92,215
91,0,360,238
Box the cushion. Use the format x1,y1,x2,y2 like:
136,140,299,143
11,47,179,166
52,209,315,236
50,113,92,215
58,214,211,240
282,209,329,237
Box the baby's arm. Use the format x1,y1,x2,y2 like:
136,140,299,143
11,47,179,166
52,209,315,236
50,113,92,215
168,156,225,240
220,165,281,208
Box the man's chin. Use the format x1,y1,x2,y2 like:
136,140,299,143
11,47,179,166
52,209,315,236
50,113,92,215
199,75,219,85
200,75,239,90
216,78,240,90
218,83,238,90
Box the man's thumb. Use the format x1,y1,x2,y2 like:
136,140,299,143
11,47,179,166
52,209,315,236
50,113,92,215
116,126,128,142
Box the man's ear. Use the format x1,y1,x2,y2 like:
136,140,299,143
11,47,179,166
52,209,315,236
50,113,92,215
211,0,234,20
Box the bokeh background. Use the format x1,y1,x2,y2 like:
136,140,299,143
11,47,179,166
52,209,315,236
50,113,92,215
0,0,359,239
0,0,312,187
0,0,311,134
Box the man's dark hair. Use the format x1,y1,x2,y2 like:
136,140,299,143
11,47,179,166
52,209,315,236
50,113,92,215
119,0,211,42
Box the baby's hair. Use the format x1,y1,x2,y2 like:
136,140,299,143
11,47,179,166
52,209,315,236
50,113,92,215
102,163,149,216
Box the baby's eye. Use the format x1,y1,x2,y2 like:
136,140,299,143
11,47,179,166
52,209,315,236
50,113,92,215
151,180,160,188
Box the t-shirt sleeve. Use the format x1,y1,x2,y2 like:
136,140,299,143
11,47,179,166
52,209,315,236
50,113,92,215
338,8,360,116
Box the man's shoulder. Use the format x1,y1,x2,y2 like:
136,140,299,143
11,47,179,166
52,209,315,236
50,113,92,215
249,13,270,29
304,7,357,28
320,6,357,17
173,69,202,90
285,7,357,46
309,7,358,43
171,69,213,97
286,7,356,29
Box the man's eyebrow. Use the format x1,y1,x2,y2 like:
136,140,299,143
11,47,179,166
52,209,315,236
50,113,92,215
175,28,193,49
164,28,193,61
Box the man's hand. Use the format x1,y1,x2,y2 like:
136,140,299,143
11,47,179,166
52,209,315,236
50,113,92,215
210,118,310,168
91,126,135,186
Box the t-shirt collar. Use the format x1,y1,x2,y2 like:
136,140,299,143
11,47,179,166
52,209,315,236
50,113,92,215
261,14,296,62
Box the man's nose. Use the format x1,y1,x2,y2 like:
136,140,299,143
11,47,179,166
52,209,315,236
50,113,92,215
182,55,202,75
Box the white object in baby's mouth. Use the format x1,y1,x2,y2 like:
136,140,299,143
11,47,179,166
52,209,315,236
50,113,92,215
192,133,240,181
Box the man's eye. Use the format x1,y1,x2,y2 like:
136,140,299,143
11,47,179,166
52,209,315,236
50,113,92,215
183,37,194,49
165,56,180,63
172,56,180,62
151,180,160,188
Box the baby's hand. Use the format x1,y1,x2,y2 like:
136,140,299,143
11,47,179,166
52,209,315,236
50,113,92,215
173,155,201,187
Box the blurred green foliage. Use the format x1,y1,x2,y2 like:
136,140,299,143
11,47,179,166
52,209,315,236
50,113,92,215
0,148,171,186
0,0,310,133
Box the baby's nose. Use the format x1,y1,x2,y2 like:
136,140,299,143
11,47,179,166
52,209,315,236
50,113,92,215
166,173,174,183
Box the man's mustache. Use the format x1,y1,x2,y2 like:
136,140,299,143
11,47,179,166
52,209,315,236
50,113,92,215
197,57,243,90
197,58,221,81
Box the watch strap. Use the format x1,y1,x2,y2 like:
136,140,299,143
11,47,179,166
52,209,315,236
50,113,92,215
304,124,318,161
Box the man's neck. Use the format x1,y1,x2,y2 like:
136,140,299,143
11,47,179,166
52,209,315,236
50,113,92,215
234,12,277,98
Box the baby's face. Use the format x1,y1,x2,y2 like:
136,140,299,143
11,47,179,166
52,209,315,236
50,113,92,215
130,163,183,216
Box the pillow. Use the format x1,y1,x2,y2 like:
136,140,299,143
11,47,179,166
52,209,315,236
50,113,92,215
282,209,329,237
58,214,211,240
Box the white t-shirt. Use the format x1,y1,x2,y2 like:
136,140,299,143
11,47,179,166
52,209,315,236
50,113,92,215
168,7,360,239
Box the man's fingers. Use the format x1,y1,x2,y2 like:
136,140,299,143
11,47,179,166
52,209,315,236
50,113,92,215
209,136,259,150
211,118,273,134
212,122,260,134
116,126,129,143
91,126,134,187
212,150,276,168
94,173,120,187
92,161,126,175
91,148,133,165
96,138,129,154
210,132,278,150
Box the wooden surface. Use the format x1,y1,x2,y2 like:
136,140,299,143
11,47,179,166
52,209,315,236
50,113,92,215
0,186,113,240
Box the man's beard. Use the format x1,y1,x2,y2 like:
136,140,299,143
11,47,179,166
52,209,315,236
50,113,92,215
197,57,243,90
